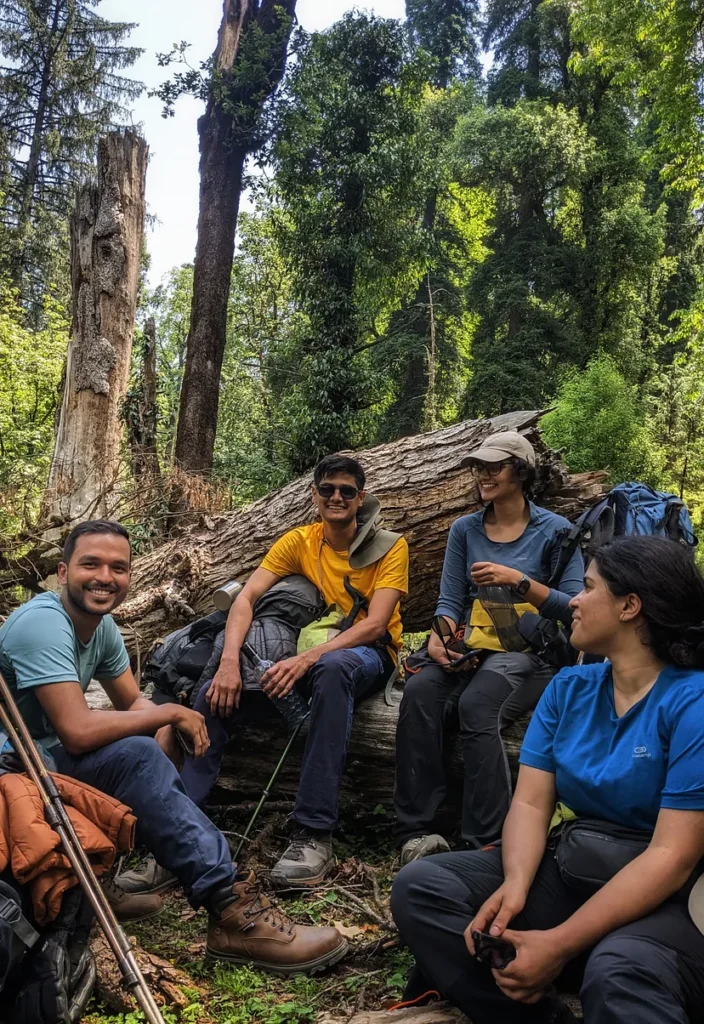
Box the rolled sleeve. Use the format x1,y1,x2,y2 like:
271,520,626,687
1,609,79,689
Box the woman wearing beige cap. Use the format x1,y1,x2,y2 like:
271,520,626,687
394,430,584,864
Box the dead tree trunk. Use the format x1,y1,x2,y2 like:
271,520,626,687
44,131,148,524
115,409,605,652
125,317,161,489
174,0,297,475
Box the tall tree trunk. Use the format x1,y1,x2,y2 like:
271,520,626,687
174,0,297,475
126,317,161,489
44,131,148,524
12,0,65,288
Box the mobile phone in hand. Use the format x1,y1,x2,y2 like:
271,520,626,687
450,648,480,668
175,729,195,758
471,930,516,970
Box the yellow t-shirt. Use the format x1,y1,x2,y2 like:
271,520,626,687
260,522,409,659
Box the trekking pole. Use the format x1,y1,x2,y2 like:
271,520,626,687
0,672,166,1024
233,719,305,863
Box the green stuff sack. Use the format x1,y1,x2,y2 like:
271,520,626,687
296,606,346,653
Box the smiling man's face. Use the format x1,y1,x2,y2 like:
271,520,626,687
312,473,365,530
58,533,132,618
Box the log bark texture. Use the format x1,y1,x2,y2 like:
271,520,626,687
116,409,605,653
44,131,148,523
174,0,297,473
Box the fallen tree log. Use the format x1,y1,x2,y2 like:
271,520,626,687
210,684,528,812
115,409,605,654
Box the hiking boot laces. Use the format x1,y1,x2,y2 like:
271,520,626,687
283,832,313,863
242,881,294,935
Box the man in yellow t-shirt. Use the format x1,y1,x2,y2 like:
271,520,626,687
187,454,409,887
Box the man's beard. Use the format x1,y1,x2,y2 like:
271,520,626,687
65,582,114,616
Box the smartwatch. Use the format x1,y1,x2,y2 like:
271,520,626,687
514,574,531,596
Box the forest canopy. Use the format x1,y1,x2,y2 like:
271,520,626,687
1,0,703,540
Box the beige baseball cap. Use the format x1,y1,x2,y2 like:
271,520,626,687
688,874,704,935
462,430,536,468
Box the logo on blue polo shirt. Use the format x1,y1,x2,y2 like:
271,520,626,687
633,745,651,759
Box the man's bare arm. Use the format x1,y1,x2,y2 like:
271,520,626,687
35,680,209,756
206,567,282,717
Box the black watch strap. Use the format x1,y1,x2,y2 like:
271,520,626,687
514,575,531,596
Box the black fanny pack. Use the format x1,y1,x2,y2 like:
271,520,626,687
554,818,651,894
518,612,575,669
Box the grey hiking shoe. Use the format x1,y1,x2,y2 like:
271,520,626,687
116,854,178,895
270,829,335,889
400,834,451,866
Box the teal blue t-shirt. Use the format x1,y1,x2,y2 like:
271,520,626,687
0,592,129,750
520,662,704,831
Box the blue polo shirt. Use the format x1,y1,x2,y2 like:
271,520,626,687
520,662,704,831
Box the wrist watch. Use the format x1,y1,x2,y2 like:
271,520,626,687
514,574,531,596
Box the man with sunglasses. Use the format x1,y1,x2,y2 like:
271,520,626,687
187,454,408,887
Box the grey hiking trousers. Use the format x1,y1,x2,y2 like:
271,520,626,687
394,651,555,847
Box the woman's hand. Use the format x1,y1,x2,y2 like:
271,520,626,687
427,630,468,670
491,929,569,1003
471,562,523,588
465,879,528,954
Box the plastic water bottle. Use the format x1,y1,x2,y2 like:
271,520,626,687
241,642,310,730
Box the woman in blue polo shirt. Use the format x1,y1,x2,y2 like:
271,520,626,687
392,535,704,1024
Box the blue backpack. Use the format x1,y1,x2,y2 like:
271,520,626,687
549,482,697,586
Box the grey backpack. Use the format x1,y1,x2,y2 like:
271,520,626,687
148,575,325,705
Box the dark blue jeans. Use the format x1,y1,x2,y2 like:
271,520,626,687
54,735,235,908
181,646,390,831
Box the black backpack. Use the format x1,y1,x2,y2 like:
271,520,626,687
0,877,38,999
2,883,94,1024
145,575,325,706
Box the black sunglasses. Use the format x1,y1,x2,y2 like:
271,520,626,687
316,483,359,500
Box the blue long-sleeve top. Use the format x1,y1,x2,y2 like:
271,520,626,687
435,502,584,627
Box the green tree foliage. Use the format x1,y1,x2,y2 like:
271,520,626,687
541,354,661,484
272,12,430,471
406,0,481,85
0,0,142,301
0,277,67,532
571,0,704,203
457,100,595,413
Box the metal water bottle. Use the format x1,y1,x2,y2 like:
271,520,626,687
241,642,310,730
213,580,243,611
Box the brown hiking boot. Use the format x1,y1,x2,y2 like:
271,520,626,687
206,871,347,975
102,876,164,922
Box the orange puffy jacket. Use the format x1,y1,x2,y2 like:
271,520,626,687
0,772,135,924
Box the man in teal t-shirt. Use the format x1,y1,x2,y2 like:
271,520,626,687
0,520,345,974
0,591,129,756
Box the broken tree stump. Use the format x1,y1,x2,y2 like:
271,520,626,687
44,130,148,524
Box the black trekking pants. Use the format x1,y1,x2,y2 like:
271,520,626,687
394,652,554,848
391,847,704,1024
